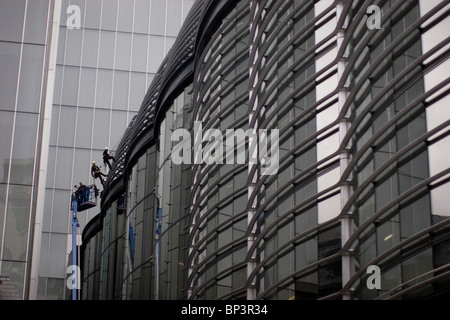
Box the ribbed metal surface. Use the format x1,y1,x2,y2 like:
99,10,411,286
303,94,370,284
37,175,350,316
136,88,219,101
101,0,208,200
93,0,450,300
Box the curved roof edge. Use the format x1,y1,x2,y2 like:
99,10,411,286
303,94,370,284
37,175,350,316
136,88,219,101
100,0,235,209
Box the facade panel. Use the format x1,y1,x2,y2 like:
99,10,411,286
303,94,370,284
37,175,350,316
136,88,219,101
0,0,55,300
36,0,193,300
80,0,450,300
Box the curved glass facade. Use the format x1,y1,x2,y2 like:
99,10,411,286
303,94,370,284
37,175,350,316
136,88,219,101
80,0,450,300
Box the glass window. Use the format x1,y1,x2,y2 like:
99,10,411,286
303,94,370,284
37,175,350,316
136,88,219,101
75,107,93,149
98,30,116,69
96,69,113,108
92,109,110,149
112,71,129,110
0,0,25,42
115,32,132,70
79,68,97,107
53,66,63,104
0,184,6,249
61,66,80,106
150,0,166,35
45,278,64,300
50,190,70,235
0,260,26,298
132,34,148,72
81,29,100,68
57,106,77,147
166,1,182,37
3,184,31,261
117,0,133,32
148,36,164,73
0,42,20,110
56,27,67,66
24,0,49,44
134,0,150,34
101,0,118,31
49,105,60,146
0,111,13,183
110,110,128,144
17,44,44,113
9,113,38,185
129,73,146,111
84,0,101,29
73,148,91,185
45,147,56,190
65,27,83,66
54,147,73,189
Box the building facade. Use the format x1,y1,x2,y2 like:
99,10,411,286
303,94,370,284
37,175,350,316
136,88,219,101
0,0,58,300
81,0,450,300
0,0,194,300
36,0,194,300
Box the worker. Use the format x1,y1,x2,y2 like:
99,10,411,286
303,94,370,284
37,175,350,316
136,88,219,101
103,147,115,170
91,161,107,186
77,182,87,203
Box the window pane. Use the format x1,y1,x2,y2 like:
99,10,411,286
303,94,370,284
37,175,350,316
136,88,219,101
0,260,26,299
98,31,115,69
167,0,182,37
132,34,148,72
148,36,164,72
57,106,76,147
0,0,25,42
96,69,113,108
112,71,129,110
9,113,38,185
61,66,80,106
79,68,97,107
0,184,6,250
75,107,93,149
17,44,44,113
84,0,101,29
24,0,48,44
101,0,118,31
50,190,70,234
3,184,31,261
134,0,150,34
81,29,99,68
48,233,68,277
150,0,166,35
54,147,73,189
129,73,146,111
115,32,131,70
110,110,128,144
0,42,20,110
0,111,13,183
92,109,110,149
65,27,83,66
73,149,91,186
117,0,133,32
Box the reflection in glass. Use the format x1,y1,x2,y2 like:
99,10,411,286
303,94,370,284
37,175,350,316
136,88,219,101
9,113,38,186
0,42,20,110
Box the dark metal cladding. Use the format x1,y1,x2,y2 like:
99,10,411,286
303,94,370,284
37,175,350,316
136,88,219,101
101,0,210,205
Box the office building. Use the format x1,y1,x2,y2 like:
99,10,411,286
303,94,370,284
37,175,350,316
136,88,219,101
81,0,450,300
0,0,194,300
0,0,58,300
